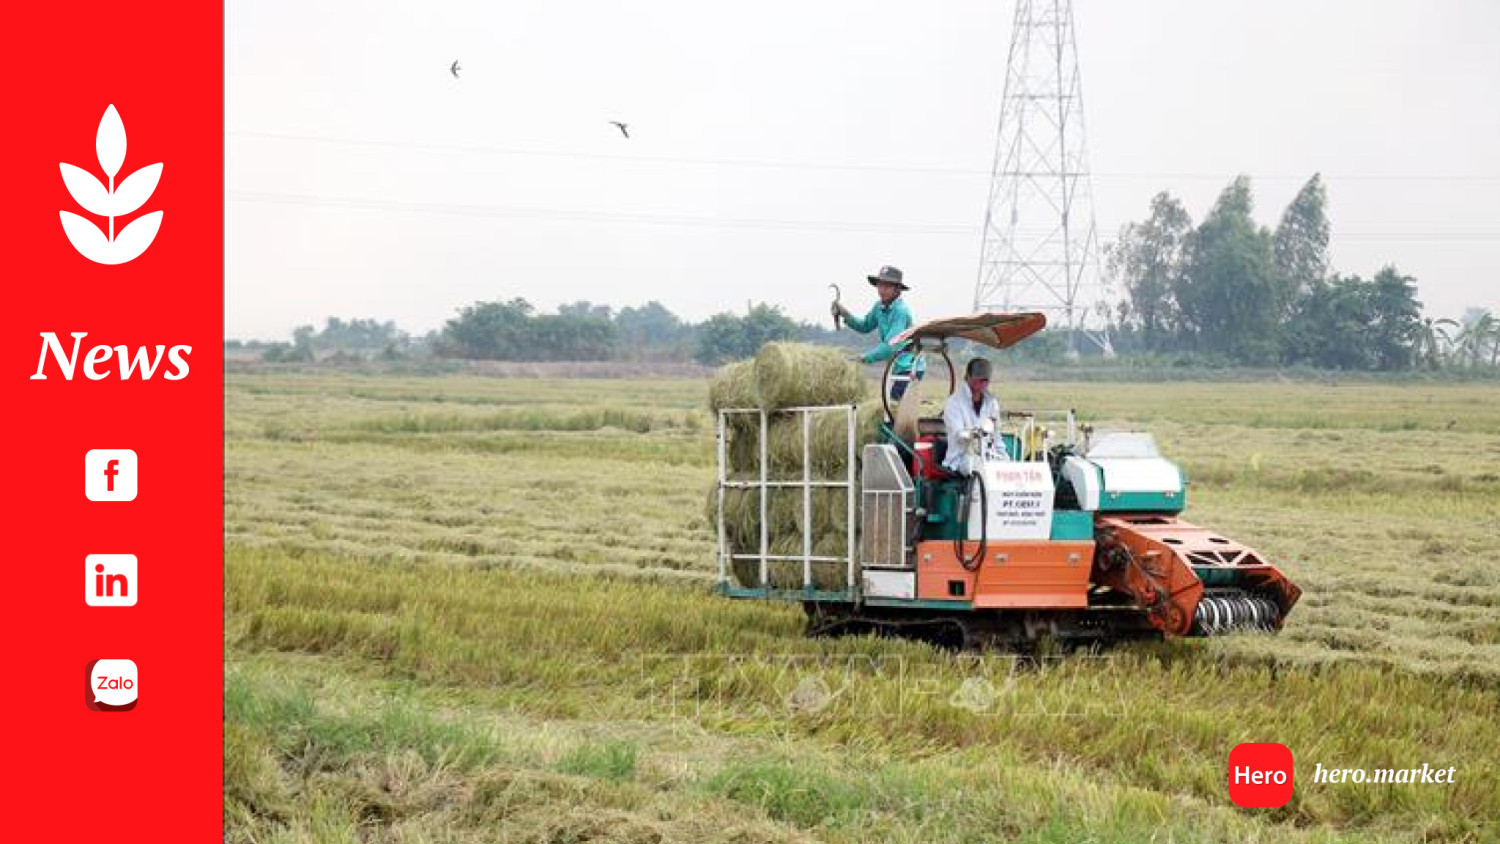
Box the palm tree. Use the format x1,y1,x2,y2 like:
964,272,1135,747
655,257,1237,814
1414,317,1460,369
1455,312,1497,369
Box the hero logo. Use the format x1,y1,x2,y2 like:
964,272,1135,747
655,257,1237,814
1228,742,1295,808
59,105,163,265
30,332,191,381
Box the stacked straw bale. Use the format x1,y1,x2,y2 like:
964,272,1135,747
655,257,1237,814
706,359,758,413
707,343,867,414
752,342,866,410
706,344,884,589
707,488,851,589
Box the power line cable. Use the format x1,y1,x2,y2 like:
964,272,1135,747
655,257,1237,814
228,129,1500,183
228,189,1500,242
228,190,980,235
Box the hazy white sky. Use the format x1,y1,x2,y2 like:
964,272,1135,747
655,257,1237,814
227,0,1500,340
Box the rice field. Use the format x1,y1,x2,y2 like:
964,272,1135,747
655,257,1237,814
224,372,1500,844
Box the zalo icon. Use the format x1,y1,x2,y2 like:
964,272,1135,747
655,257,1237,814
86,659,138,711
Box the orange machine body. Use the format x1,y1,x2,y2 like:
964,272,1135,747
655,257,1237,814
908,518,1300,639
916,540,1094,608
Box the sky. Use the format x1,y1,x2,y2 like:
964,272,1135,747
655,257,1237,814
226,0,1500,340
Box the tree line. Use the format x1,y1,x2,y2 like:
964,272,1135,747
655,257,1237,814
235,301,861,365
430,298,863,364
1107,174,1496,370
234,178,1498,372
228,317,409,363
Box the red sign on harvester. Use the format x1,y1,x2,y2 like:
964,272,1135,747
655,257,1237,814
2,3,222,839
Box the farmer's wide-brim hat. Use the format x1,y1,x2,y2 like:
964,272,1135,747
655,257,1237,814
867,265,910,291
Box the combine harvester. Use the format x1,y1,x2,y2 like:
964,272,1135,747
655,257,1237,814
713,313,1301,648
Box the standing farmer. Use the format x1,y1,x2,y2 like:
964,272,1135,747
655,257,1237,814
833,265,925,401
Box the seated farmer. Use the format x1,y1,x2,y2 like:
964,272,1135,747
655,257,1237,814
942,357,1003,475
832,265,926,401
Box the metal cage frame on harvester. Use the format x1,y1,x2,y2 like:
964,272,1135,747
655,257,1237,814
715,405,859,601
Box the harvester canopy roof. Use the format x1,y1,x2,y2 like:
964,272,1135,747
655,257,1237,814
891,312,1047,350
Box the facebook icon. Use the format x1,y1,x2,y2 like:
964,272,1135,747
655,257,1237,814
85,449,138,501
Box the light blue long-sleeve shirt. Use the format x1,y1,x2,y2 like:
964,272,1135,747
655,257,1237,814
843,297,925,376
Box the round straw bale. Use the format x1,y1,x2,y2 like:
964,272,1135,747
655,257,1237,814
723,416,761,478
763,535,850,590
721,489,850,590
763,406,884,479
718,487,800,552
708,359,759,411
753,343,866,411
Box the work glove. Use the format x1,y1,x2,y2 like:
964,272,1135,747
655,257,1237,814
831,301,851,321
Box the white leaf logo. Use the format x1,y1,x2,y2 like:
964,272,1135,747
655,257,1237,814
96,104,126,179
59,104,163,265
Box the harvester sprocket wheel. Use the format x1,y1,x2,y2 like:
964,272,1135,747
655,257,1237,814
1098,543,1131,574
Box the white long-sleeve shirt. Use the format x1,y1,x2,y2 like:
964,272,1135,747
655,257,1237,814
942,381,1003,474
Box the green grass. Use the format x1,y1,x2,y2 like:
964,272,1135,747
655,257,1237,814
224,372,1500,843
557,740,640,781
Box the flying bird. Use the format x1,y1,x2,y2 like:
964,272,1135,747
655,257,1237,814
609,121,629,139
450,60,461,78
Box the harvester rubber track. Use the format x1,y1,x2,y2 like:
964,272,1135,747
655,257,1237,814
804,603,1164,651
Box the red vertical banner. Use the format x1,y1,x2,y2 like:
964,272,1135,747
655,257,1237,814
1,2,223,838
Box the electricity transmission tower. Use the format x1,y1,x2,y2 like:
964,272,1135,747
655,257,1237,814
973,0,1111,354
